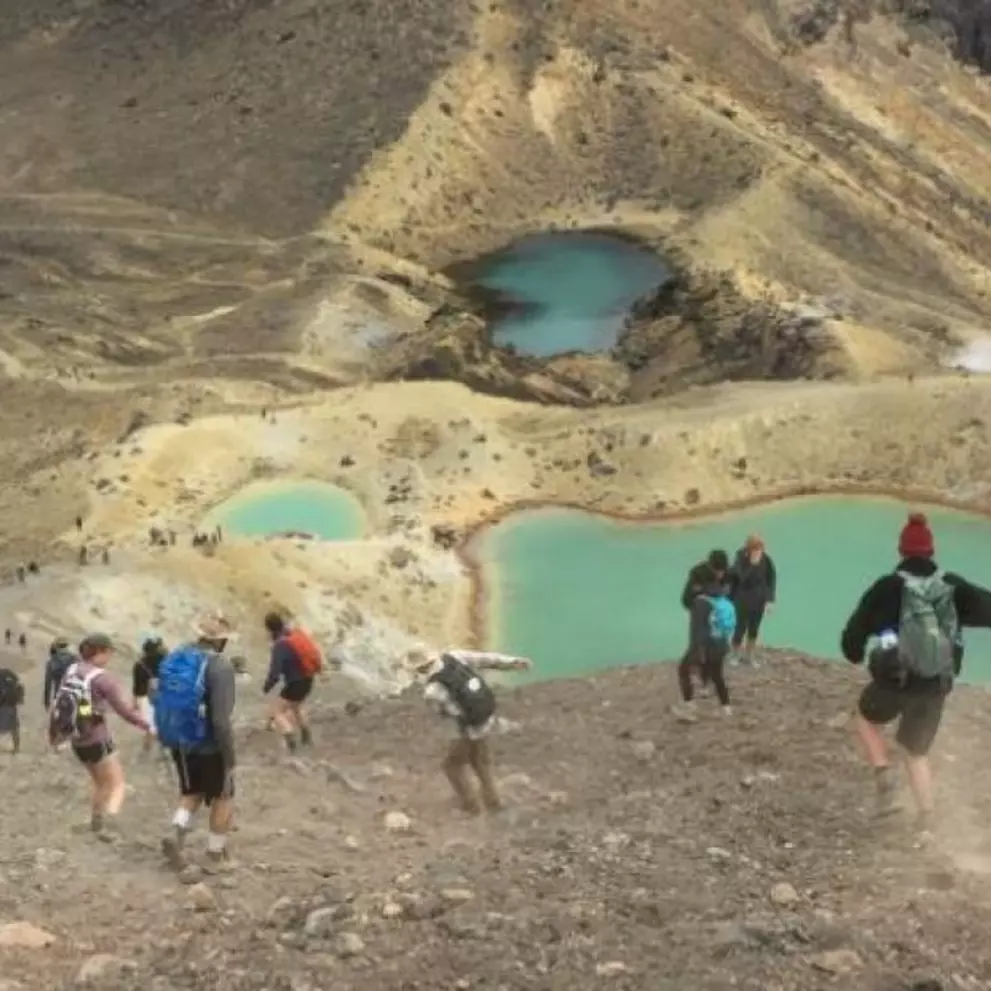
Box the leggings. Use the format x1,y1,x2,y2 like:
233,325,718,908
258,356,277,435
733,603,766,647
678,642,729,706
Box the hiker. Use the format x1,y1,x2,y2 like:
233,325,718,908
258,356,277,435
49,634,151,839
101,548,110,565
44,636,77,710
728,534,777,668
155,614,237,871
4,629,10,645
75,515,83,532
262,611,323,753
132,636,168,755
675,573,736,721
678,549,730,693
411,647,531,815
840,512,991,832
17,633,26,651
0,667,25,754
16,566,24,583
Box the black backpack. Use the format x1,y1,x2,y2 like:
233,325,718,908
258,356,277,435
429,655,496,728
0,669,24,707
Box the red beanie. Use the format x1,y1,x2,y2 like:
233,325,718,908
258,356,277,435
899,512,934,558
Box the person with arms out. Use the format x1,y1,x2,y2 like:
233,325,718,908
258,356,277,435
155,613,237,871
675,576,736,722
411,647,531,816
728,534,777,668
49,633,151,840
0,667,25,754
262,611,323,754
43,636,76,711
841,512,991,834
132,635,168,755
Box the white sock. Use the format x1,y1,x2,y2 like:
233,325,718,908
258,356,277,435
207,831,227,854
172,808,193,831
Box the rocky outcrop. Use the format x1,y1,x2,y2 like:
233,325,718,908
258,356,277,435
381,261,843,407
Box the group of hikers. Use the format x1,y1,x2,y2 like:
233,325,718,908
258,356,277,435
0,510,986,855
678,512,991,835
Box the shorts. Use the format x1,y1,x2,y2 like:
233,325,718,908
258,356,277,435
280,678,313,703
171,750,234,805
72,740,117,765
733,603,766,645
858,681,946,758
456,714,496,742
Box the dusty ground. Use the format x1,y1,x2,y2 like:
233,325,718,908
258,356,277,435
1,651,991,991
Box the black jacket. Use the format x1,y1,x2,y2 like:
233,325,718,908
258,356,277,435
729,549,776,607
681,562,725,610
840,556,991,676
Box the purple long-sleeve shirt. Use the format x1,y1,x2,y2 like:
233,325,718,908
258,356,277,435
69,662,150,746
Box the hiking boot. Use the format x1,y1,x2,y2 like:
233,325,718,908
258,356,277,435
916,809,936,838
720,705,733,717
672,702,698,725
203,849,234,874
162,834,186,871
300,726,313,747
94,817,123,844
874,767,900,818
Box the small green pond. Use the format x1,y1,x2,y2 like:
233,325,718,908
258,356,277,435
450,231,671,357
207,480,364,540
473,497,991,686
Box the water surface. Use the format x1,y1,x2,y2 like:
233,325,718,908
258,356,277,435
207,480,363,540
453,231,670,357
476,497,991,685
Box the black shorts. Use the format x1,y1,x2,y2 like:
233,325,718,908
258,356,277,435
733,603,766,645
280,678,313,703
72,740,117,765
171,750,234,804
858,682,946,757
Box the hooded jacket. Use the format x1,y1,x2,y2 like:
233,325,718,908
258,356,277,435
840,556,991,686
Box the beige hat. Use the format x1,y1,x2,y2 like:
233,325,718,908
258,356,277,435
192,611,237,642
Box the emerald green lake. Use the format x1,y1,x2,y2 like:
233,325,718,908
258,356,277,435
207,480,364,540
450,231,670,357
475,497,991,686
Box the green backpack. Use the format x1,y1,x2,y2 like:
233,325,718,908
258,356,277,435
897,571,958,680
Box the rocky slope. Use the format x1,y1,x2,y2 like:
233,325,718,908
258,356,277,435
1,651,990,991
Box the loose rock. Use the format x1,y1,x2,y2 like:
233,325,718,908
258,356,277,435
770,882,800,906
811,949,863,974
186,882,218,912
384,811,412,832
334,932,365,958
0,922,56,949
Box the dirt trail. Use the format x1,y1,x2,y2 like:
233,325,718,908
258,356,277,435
2,651,991,990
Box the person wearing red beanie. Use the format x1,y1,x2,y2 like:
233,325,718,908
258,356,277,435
840,511,991,834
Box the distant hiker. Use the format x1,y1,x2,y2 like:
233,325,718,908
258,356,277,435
675,575,736,722
262,611,323,753
215,525,223,543
49,634,151,840
3,629,10,645
678,550,730,694
101,548,110,565
79,546,88,566
841,512,991,833
728,534,777,668
44,637,77,710
0,667,25,755
133,636,168,755
411,647,532,815
16,566,24,583
17,633,26,651
27,561,38,575
168,530,177,547
75,515,83,532
155,613,237,871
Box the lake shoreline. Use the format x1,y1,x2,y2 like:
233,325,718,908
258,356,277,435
458,482,991,653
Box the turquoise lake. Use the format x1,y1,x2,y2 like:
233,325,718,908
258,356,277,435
455,231,670,357
207,480,364,540
474,497,991,686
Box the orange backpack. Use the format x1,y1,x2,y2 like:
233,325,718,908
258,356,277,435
285,628,323,677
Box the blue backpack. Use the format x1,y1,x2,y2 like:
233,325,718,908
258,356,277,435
153,644,210,749
704,595,737,643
